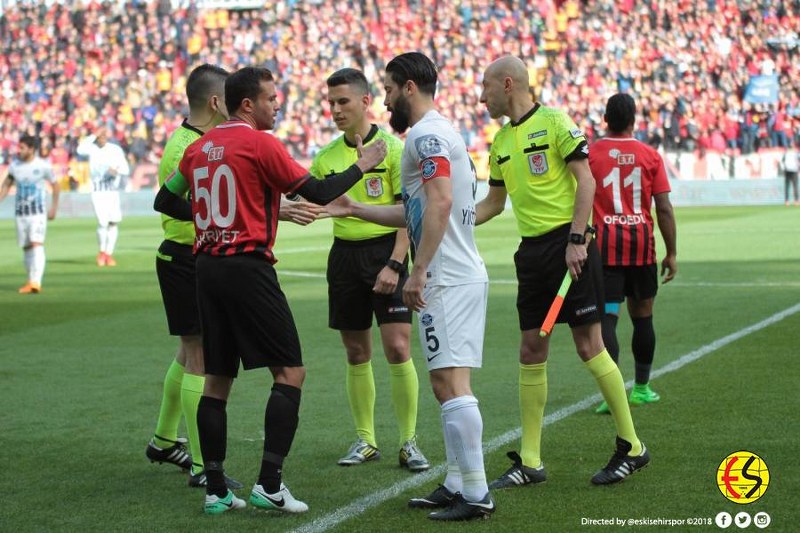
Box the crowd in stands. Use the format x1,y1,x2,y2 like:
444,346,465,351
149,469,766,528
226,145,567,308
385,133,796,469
1,0,799,186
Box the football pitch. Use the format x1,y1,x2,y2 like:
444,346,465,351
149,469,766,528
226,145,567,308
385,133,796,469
2,206,798,532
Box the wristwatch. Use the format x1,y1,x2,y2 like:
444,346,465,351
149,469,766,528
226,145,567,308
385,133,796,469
569,233,586,245
386,259,406,274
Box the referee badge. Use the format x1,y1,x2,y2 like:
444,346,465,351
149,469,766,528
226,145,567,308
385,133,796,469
365,177,383,197
528,153,548,175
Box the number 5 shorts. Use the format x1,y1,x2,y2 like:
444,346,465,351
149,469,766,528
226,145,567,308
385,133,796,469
417,281,488,372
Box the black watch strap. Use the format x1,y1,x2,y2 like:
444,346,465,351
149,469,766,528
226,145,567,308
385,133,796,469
386,259,406,273
569,232,586,245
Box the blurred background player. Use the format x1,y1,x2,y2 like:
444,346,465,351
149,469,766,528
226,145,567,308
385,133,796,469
77,126,130,267
782,142,799,206
588,93,677,414
475,56,649,487
0,135,60,294
155,66,387,515
309,68,428,471
328,52,494,521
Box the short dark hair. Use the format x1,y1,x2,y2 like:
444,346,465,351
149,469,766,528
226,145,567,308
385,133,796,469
604,93,636,134
385,52,438,97
326,68,369,95
225,67,274,115
186,64,229,111
19,134,37,149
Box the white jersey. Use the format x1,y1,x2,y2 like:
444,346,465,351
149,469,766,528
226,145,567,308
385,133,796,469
8,157,56,216
76,135,130,192
402,110,488,286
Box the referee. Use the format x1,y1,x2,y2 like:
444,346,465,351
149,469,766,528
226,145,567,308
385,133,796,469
475,56,649,487
310,68,429,471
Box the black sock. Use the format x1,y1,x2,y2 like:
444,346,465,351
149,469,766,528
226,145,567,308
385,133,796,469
631,315,655,384
197,396,228,497
601,313,620,364
258,383,301,492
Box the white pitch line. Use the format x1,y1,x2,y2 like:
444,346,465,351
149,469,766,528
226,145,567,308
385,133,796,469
290,302,800,533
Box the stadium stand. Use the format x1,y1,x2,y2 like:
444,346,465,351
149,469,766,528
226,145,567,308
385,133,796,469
1,0,798,189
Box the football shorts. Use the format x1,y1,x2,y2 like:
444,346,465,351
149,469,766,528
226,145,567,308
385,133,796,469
16,214,47,247
417,282,488,372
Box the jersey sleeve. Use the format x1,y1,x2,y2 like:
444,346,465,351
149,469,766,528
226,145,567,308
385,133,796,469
554,112,588,162
308,150,324,180
411,132,452,182
165,169,190,196
386,136,403,199
488,136,505,184
257,134,310,193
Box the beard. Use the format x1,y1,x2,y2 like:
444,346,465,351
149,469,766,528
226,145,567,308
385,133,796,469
389,93,411,134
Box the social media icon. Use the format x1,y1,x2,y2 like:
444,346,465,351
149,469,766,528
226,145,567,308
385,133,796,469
716,511,732,529
753,512,771,529
735,512,752,529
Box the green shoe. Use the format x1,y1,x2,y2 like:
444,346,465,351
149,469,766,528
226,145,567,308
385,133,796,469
204,490,246,515
594,401,610,414
629,384,660,406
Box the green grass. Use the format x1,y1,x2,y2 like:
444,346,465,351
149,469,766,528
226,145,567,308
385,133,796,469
1,206,798,532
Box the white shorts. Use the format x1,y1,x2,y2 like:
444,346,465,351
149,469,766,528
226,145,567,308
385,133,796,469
91,191,122,226
418,282,488,371
16,214,47,247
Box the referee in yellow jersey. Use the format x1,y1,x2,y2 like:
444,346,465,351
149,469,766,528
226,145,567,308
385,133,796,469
475,56,649,486
311,68,429,471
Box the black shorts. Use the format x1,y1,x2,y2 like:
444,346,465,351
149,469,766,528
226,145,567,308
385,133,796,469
196,253,302,378
156,240,200,336
515,224,604,331
603,264,658,303
327,233,412,330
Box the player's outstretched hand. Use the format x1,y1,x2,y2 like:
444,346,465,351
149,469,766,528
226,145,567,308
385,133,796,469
279,200,324,226
324,194,354,218
355,135,387,172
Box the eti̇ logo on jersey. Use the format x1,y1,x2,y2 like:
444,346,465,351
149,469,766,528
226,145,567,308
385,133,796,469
716,451,770,504
528,153,548,175
365,177,383,197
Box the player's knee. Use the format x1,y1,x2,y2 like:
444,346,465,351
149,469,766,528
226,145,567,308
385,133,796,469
344,342,371,364
272,365,306,388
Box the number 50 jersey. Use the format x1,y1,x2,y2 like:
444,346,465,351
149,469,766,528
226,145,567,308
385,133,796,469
176,119,309,262
589,137,671,266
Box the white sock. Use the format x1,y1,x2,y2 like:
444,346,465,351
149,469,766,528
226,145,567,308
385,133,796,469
97,225,108,253
30,246,45,285
23,248,34,281
106,224,119,255
441,395,488,502
441,411,462,494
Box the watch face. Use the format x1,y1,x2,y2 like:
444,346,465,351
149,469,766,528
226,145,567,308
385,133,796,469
570,233,586,244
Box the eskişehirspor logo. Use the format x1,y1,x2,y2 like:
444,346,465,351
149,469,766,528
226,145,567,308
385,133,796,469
716,451,769,504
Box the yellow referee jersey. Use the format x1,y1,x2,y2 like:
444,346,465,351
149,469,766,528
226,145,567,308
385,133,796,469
310,125,403,240
489,104,588,237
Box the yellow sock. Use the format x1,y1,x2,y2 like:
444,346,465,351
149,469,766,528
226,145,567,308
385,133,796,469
346,361,376,447
153,359,184,448
585,350,642,455
389,359,419,445
519,362,547,468
181,372,205,474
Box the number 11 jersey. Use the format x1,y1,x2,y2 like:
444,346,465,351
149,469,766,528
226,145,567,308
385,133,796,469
589,137,671,266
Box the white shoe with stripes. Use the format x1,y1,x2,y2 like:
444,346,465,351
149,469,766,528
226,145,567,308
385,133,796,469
591,436,650,485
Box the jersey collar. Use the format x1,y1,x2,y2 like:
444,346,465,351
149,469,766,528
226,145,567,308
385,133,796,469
344,124,378,148
511,103,541,127
181,119,205,136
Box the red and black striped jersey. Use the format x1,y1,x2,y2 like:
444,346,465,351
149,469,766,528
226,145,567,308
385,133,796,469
178,119,309,262
589,137,670,266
